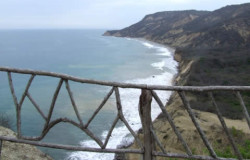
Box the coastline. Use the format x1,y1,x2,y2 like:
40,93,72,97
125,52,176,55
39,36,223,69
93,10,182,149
101,4,250,157
112,38,180,160
110,38,179,160
68,37,178,160
110,37,250,160
126,37,178,84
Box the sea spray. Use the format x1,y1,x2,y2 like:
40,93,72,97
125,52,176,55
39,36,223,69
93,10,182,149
67,40,178,160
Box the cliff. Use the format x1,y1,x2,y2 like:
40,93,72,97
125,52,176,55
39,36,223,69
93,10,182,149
104,3,250,50
105,2,250,119
105,2,250,159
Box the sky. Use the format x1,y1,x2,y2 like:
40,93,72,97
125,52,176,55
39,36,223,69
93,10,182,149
0,0,249,29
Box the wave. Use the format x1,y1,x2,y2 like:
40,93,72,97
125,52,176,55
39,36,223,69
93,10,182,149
141,40,172,57
142,42,155,48
67,39,177,160
151,60,165,70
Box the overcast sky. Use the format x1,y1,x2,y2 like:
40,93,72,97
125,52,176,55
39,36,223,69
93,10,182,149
0,0,249,29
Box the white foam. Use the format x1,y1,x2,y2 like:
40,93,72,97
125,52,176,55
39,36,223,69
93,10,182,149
141,40,172,57
142,42,154,48
151,60,165,70
156,47,171,56
151,57,178,72
67,40,178,160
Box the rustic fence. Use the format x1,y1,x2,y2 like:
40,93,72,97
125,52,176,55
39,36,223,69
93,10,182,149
0,67,249,160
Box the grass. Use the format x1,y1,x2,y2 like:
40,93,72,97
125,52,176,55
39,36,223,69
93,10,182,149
216,140,250,159
215,127,250,159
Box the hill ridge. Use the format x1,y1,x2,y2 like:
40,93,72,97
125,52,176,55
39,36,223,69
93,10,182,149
104,3,250,49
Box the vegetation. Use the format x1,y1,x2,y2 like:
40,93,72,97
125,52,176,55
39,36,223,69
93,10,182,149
107,3,250,159
215,127,250,159
105,3,250,119
177,48,250,119
162,127,250,160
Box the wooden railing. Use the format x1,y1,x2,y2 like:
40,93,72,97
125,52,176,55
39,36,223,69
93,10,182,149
0,67,249,160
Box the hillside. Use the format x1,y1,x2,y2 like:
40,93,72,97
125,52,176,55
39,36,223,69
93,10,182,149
105,3,250,159
104,3,250,49
104,3,250,119
103,10,209,48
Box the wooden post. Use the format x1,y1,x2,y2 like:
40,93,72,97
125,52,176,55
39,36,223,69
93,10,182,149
0,139,2,160
209,92,243,160
139,89,155,160
235,91,250,129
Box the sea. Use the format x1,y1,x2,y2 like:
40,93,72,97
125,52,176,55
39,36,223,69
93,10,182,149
0,29,177,160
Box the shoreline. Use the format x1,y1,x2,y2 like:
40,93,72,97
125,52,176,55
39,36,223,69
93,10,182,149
103,5,250,158
111,37,250,160
110,38,179,159
115,44,250,159
68,37,178,160
112,38,180,160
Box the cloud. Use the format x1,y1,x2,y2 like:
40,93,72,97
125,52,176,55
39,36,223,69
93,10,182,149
0,0,250,29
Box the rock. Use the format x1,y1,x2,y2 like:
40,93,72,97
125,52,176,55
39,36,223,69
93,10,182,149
0,126,52,160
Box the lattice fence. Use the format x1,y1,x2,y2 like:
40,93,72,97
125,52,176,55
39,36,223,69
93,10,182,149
0,67,250,160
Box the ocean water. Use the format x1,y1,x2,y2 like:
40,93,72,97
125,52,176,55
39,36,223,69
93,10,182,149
0,29,177,160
